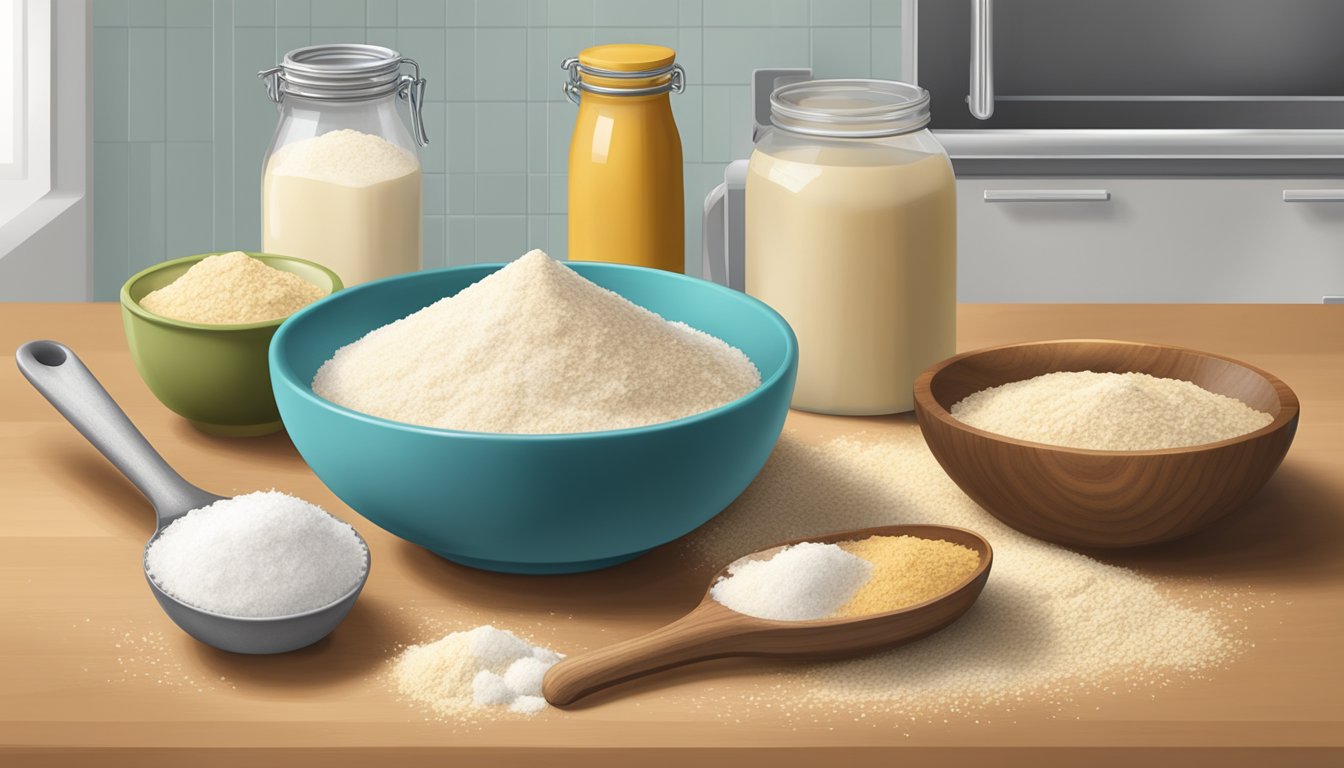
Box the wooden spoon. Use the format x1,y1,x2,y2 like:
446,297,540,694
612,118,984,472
543,524,992,707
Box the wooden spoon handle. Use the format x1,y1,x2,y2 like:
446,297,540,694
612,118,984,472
543,602,746,707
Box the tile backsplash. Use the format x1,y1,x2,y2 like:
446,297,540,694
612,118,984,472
91,0,903,298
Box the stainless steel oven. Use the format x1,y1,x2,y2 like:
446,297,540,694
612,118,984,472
911,0,1344,175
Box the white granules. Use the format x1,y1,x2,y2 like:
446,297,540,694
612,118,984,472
950,370,1274,450
144,491,367,618
710,542,872,621
392,625,563,718
139,251,326,325
313,249,761,434
265,128,420,187
682,427,1242,716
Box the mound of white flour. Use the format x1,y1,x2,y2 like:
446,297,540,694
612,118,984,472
313,250,760,434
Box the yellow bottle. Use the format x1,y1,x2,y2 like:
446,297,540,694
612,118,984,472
564,44,685,272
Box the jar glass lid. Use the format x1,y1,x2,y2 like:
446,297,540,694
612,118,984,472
259,44,430,146
770,79,931,138
271,44,406,100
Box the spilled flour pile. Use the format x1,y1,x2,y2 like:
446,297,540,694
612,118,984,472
682,426,1242,716
392,625,563,717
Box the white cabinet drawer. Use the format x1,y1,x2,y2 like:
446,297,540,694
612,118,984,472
957,178,1344,302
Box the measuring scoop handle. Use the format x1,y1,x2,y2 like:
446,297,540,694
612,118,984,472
15,340,217,525
543,602,749,707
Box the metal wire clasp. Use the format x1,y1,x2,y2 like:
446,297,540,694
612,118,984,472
258,65,284,104
562,57,582,105
397,58,430,147
562,57,685,104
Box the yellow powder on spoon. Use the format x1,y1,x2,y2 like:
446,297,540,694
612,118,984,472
139,251,327,325
833,535,981,618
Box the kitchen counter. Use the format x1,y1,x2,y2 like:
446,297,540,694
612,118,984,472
2,303,1341,767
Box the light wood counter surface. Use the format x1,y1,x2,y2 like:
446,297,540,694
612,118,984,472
1,304,1341,767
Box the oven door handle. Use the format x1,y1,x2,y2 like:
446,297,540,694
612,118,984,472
984,189,1112,203
969,0,994,120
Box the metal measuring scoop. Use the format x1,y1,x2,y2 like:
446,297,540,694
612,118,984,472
16,340,369,654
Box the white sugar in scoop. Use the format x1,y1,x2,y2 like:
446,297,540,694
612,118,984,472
145,491,369,618
17,340,370,654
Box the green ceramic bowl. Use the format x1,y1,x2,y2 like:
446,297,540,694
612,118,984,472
121,252,342,436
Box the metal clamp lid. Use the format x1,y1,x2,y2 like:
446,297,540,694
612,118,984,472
258,44,429,146
561,57,686,105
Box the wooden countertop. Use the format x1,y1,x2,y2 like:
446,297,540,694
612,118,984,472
1,304,1341,767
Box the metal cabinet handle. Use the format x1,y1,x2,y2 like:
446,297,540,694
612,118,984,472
969,0,994,120
1283,190,1344,202
983,189,1111,203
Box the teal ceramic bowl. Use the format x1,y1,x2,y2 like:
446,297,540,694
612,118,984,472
269,263,798,574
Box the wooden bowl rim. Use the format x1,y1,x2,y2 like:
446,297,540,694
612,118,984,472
704,523,994,629
913,338,1300,458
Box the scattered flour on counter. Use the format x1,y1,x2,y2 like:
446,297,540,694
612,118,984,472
950,370,1273,451
312,249,761,434
681,427,1244,718
392,625,564,718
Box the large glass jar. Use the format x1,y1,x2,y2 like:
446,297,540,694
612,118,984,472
746,79,956,415
258,44,428,286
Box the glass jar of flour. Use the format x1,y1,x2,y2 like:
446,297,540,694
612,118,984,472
746,79,956,415
259,45,428,286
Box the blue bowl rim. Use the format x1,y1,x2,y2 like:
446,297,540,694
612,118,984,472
269,261,798,442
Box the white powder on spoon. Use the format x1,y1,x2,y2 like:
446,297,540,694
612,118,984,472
950,370,1273,450
312,250,761,434
710,542,872,621
144,491,367,618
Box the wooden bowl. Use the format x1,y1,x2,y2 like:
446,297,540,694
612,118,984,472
913,339,1299,549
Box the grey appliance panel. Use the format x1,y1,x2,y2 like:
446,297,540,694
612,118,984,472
917,0,1344,130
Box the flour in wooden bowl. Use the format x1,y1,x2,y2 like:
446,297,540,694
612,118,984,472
949,371,1273,451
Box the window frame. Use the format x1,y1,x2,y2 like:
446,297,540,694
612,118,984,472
0,0,51,220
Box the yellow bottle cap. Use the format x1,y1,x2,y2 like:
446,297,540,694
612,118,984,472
578,44,676,73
